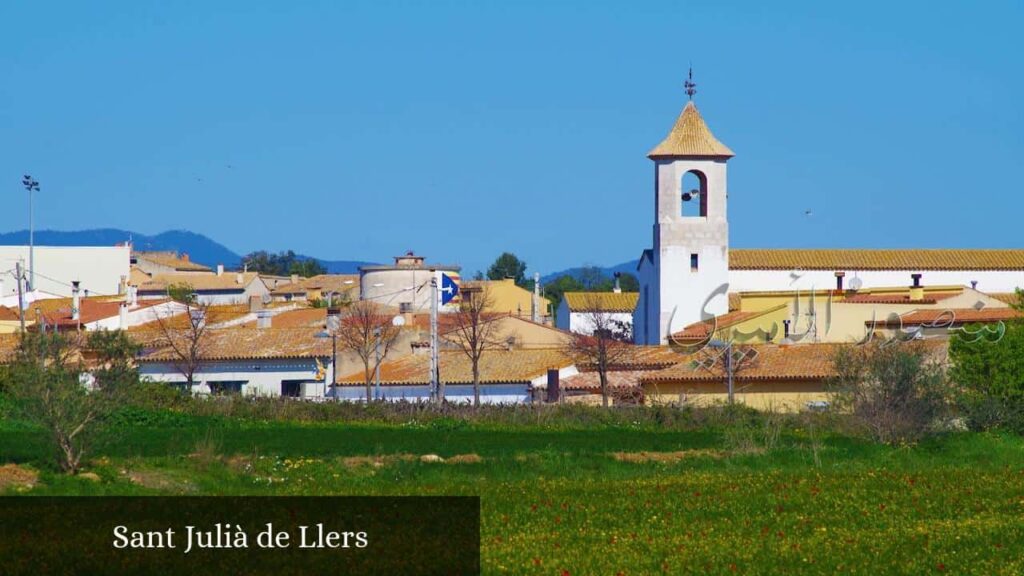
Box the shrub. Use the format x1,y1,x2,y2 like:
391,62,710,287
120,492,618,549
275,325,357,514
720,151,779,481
949,313,1024,433
828,342,952,444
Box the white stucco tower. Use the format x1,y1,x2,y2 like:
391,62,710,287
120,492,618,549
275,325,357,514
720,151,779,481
634,94,734,345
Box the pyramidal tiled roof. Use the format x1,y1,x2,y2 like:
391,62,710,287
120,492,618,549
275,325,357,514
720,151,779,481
648,101,734,159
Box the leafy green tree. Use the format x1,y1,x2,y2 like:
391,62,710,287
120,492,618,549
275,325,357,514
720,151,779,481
1,331,139,474
949,290,1024,432
544,275,584,318
242,250,325,277
289,258,326,277
487,252,527,286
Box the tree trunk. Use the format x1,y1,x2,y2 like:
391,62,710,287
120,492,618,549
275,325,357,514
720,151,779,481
364,360,373,403
600,370,609,408
473,362,481,408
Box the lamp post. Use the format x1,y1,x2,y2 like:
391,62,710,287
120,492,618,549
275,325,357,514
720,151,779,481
21,175,39,291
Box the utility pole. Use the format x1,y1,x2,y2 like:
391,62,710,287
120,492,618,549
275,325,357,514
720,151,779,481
429,273,441,403
15,261,26,333
22,175,40,291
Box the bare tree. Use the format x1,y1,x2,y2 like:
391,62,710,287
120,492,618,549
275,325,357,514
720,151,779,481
335,300,402,402
150,283,214,390
564,294,634,407
689,343,760,405
446,285,503,407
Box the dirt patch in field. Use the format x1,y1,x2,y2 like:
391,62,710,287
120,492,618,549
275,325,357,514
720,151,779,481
124,469,198,493
0,464,38,492
610,449,724,463
341,454,417,468
445,454,483,464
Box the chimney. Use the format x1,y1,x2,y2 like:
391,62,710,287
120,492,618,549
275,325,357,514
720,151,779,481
129,285,139,307
249,295,264,313
613,272,623,294
909,273,924,301
256,309,272,329
236,272,244,285
545,368,560,403
216,264,224,276
71,281,81,321
119,302,128,330
291,274,299,284
181,252,190,262
782,319,791,339
119,275,128,295
531,272,541,323
834,271,845,292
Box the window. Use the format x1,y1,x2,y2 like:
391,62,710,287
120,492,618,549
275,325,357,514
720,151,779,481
399,302,413,313
690,254,699,272
281,380,303,398
208,381,246,395
680,170,708,218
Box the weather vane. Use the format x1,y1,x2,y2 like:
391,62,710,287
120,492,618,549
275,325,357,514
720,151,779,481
684,66,697,100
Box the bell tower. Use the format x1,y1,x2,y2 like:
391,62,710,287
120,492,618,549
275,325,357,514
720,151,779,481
634,73,734,344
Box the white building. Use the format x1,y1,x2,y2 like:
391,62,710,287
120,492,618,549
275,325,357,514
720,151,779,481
359,252,460,313
556,291,638,336
0,245,131,299
634,88,1024,345
136,327,333,398
136,269,270,306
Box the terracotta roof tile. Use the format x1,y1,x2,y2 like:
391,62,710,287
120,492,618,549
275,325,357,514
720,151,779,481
138,272,264,293
671,305,787,340
730,249,1024,271
134,251,211,272
840,291,961,305
872,308,1024,327
136,327,331,362
562,292,639,313
335,348,572,386
989,292,1022,306
648,101,734,158
641,341,947,384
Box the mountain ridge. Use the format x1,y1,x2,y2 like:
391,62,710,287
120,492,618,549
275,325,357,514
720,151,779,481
0,229,374,274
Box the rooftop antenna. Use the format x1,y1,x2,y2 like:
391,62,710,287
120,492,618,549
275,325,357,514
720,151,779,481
684,66,697,100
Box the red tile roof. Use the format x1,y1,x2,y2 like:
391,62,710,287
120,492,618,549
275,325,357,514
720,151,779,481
641,341,947,384
872,307,1023,327
840,291,961,305
136,327,332,362
671,306,786,340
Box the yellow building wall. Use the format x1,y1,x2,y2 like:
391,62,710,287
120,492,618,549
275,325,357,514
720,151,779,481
643,380,831,412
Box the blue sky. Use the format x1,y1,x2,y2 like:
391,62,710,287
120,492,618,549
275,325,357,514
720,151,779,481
1,1,1021,276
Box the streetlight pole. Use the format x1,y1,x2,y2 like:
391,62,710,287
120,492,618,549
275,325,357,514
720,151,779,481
21,175,39,291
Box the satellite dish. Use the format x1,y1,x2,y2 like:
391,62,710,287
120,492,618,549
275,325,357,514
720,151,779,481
848,277,863,290
681,192,693,202
392,315,406,327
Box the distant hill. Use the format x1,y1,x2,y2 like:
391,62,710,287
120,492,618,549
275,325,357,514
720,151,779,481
0,229,375,274
541,260,640,285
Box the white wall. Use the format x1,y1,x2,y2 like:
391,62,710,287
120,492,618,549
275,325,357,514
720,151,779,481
330,383,530,404
567,311,633,336
139,358,329,398
86,301,188,331
728,269,1024,294
360,267,460,312
0,245,130,298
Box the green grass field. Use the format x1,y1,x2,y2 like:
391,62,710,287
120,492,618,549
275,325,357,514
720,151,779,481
2,413,1023,574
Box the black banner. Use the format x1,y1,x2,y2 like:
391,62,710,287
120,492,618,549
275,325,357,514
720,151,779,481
0,496,480,575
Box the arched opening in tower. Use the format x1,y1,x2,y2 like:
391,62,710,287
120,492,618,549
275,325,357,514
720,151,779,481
681,170,708,218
